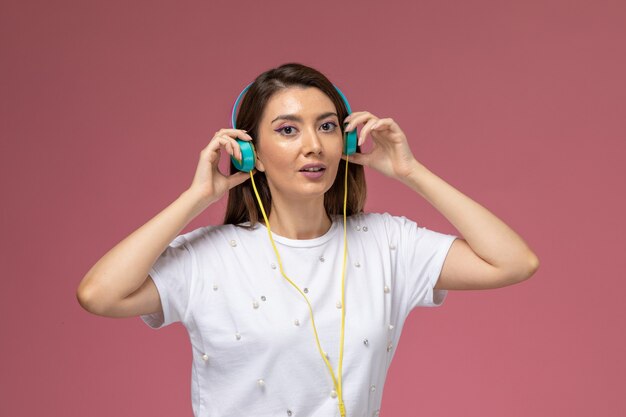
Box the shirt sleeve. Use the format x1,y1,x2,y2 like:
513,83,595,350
383,213,457,311
140,235,196,329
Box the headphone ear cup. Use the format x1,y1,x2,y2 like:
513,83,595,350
231,140,256,172
343,129,358,156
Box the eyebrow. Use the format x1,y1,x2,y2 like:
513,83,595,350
271,112,338,124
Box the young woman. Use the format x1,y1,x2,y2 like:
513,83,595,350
77,63,539,417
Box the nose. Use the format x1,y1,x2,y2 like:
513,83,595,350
302,128,323,155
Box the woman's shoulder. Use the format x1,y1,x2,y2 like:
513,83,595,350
342,212,423,235
344,211,402,224
171,223,250,247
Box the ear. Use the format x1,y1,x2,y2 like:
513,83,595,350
255,154,266,172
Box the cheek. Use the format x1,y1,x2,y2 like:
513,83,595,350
325,134,344,154
262,154,293,179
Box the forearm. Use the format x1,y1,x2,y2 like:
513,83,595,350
401,160,539,275
77,190,209,310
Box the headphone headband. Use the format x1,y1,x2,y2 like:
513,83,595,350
230,82,253,129
230,83,353,128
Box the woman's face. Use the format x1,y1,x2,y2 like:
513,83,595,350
255,86,343,203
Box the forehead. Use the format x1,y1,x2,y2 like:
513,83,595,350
262,87,336,120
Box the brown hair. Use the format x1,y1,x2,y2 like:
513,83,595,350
223,62,367,226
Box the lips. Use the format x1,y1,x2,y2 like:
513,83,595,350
299,163,326,172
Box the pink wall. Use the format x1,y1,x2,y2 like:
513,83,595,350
2,0,624,415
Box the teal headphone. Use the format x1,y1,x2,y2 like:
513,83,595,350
229,83,358,172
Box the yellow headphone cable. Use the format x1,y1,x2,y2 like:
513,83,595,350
248,155,350,417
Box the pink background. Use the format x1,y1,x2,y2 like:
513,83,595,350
2,0,624,416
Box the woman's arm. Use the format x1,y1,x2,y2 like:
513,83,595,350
400,161,539,290
77,128,253,316
76,190,210,316
343,113,539,290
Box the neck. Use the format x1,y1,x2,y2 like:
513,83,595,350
265,194,332,240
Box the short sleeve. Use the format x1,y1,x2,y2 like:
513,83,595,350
140,235,195,329
383,213,457,310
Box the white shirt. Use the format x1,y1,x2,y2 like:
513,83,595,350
141,212,457,417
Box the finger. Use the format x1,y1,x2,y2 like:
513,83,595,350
226,136,243,161
227,170,255,189
213,135,234,156
215,128,253,141
205,134,231,152
368,119,390,138
343,111,368,124
201,138,224,165
343,111,376,133
358,118,380,147
343,112,367,131
203,135,236,165
216,134,243,161
371,118,392,131
225,141,235,157
342,151,371,167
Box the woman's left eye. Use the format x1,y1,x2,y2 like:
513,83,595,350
320,122,338,132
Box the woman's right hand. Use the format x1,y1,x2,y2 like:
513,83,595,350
186,128,255,207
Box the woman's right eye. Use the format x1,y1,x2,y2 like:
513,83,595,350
276,126,297,136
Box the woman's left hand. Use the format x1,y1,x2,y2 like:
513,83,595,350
342,111,419,180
